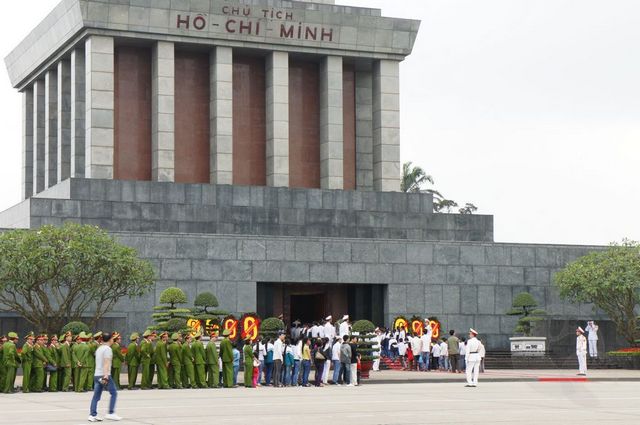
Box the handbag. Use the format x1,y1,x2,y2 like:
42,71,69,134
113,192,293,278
45,364,57,373
314,350,325,361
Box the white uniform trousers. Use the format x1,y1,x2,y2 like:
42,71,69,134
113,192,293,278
322,360,331,383
577,352,587,374
351,363,358,385
588,340,598,358
373,357,380,371
466,359,480,385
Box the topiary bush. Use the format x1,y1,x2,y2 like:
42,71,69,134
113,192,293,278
61,321,90,336
260,317,285,340
192,291,227,322
165,318,187,333
506,292,546,337
151,287,191,332
352,319,378,361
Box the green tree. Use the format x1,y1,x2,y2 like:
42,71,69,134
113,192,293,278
401,162,476,214
506,292,546,337
0,224,155,334
192,292,227,321
554,240,640,345
260,317,285,341
351,319,378,361
152,287,192,332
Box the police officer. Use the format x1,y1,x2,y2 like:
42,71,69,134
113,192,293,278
219,329,234,388
2,332,20,393
155,332,170,389
464,328,482,387
31,334,48,392
205,330,220,388
126,332,140,390
192,332,206,388
243,337,254,388
46,334,59,392
139,330,155,390
21,332,35,393
182,333,196,389
168,333,183,389
111,332,125,389
58,332,72,392
72,332,89,392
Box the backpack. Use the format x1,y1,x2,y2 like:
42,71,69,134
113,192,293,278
265,349,274,364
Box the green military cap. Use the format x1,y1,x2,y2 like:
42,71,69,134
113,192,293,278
130,332,140,341
93,331,103,338
142,330,152,337
25,331,35,340
59,334,66,341
171,333,179,341
222,329,231,337
78,331,88,339
8,332,18,339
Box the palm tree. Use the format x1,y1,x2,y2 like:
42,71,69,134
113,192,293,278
401,162,434,193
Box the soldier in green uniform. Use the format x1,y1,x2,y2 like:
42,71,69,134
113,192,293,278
154,332,170,389
58,332,72,392
31,334,48,392
192,332,206,388
140,330,155,389
168,333,183,389
2,332,20,393
111,332,125,389
46,335,59,392
126,332,140,390
0,335,6,388
181,333,196,389
85,332,101,391
219,329,234,388
21,333,35,393
205,330,220,388
243,337,255,388
72,332,89,392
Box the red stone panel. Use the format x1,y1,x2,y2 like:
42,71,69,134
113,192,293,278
114,46,152,181
233,55,266,186
343,64,356,190
289,60,320,189
175,51,210,183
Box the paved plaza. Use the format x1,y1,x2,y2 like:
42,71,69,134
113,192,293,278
2,370,640,425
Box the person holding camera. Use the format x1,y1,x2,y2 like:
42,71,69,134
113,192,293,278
88,332,122,422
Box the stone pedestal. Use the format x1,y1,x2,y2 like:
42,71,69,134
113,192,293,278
509,336,547,356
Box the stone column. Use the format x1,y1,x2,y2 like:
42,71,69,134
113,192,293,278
33,79,45,195
70,48,85,178
44,68,58,188
266,51,289,187
57,59,71,182
372,60,400,192
209,46,233,185
85,35,114,179
355,70,373,191
22,87,34,199
152,41,175,182
319,55,343,190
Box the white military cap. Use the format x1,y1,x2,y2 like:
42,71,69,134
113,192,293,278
469,328,478,335
325,315,332,321
342,315,349,321
576,327,585,333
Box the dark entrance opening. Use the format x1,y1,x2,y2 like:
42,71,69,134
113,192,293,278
290,294,325,324
257,282,385,326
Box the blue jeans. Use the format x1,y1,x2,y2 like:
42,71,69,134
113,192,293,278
301,360,311,385
291,360,301,386
264,362,273,385
258,360,264,383
233,365,239,385
283,365,292,386
90,376,117,417
341,362,351,384
332,360,341,383
420,352,430,370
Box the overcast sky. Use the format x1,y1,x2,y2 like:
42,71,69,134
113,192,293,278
1,0,638,246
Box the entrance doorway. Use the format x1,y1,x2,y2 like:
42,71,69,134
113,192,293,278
257,282,385,326
290,294,325,324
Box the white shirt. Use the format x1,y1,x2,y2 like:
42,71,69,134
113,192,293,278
585,323,599,340
411,337,422,355
576,335,587,353
439,341,448,356
459,341,466,356
398,341,407,356
431,343,441,357
339,321,350,337
272,339,284,361
324,322,336,340
332,340,341,361
256,342,266,361
420,335,431,352
311,325,320,338
294,340,303,361
94,344,113,376
465,337,481,361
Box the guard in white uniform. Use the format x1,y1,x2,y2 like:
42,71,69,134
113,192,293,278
322,315,335,383
339,315,350,338
585,321,599,358
576,327,588,375
464,328,481,387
